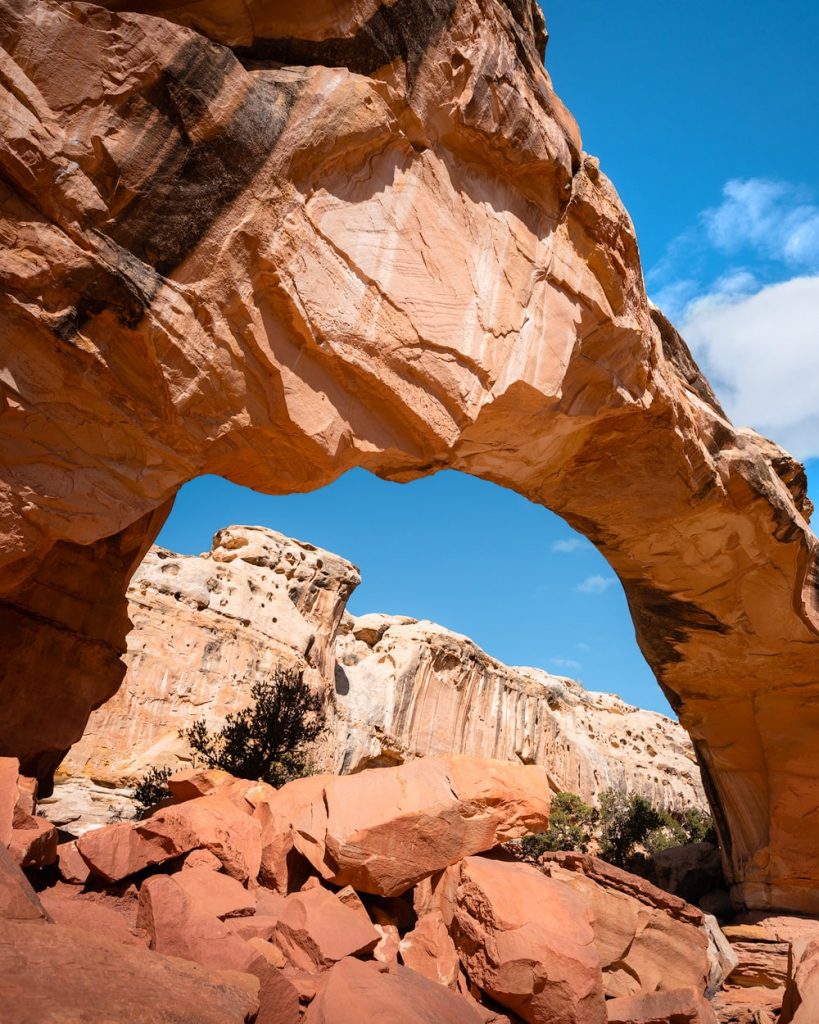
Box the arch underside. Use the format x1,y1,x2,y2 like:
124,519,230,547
0,0,817,911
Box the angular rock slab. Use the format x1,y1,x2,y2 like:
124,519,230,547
605,987,719,1024
303,957,490,1024
447,856,606,1024
0,920,258,1023
540,853,711,999
260,755,551,896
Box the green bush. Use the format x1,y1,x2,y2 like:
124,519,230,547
519,784,717,870
132,667,324,815
184,668,324,787
132,765,173,817
598,789,666,867
520,791,596,860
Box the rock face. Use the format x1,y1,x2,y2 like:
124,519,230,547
57,526,706,826
1,0,818,911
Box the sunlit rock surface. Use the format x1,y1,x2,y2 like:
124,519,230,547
58,527,706,824
1,0,818,909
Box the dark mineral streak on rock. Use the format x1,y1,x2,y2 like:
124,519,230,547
236,0,457,87
109,38,298,277
623,578,729,677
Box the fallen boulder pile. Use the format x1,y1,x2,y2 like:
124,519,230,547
0,754,806,1023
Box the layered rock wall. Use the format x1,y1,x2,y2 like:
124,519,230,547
1,0,818,909
60,527,706,819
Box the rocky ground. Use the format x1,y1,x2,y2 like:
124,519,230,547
49,526,706,834
3,753,817,1023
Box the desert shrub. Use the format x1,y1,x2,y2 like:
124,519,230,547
184,667,324,787
132,765,173,817
598,789,666,868
520,791,596,860
678,806,717,845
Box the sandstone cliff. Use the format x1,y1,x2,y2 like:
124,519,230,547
56,526,705,829
2,0,818,911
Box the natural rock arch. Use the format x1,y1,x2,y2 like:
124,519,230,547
1,0,817,911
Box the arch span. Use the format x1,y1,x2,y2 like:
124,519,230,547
1,0,817,911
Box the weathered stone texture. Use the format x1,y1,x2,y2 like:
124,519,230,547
1,0,818,910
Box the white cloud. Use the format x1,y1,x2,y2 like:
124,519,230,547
551,537,587,554
648,177,819,460
681,275,819,458
551,657,582,672
703,179,819,267
576,575,616,595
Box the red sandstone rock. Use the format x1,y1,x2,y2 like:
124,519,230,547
259,756,550,897
271,884,380,972
447,856,606,1024
0,843,48,922
540,853,711,998
399,912,460,987
182,847,223,871
168,768,236,802
137,873,258,974
175,865,256,919
0,758,18,846
57,839,92,884
76,821,182,882
722,924,792,990
303,957,490,1024
0,919,259,1023
39,887,146,947
141,794,263,881
228,915,281,942
255,965,301,1024
9,813,58,868
77,793,262,882
777,938,819,1024
605,988,719,1024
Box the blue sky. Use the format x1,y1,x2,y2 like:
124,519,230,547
158,4,818,717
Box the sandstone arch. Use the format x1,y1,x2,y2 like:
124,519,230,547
1,0,817,912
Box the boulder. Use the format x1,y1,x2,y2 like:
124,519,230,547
539,853,710,999
0,919,259,1023
447,855,606,1024
57,840,92,884
77,793,262,883
0,843,48,922
76,820,185,882
136,873,258,974
259,756,551,897
140,794,263,881
255,966,301,1024
175,866,257,920
303,956,490,1024
39,888,146,947
773,937,818,1019
270,884,380,972
605,988,719,1023
9,814,58,868
182,847,224,871
399,912,460,987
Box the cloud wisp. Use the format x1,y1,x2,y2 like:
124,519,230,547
576,575,616,595
648,177,819,460
551,537,588,554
